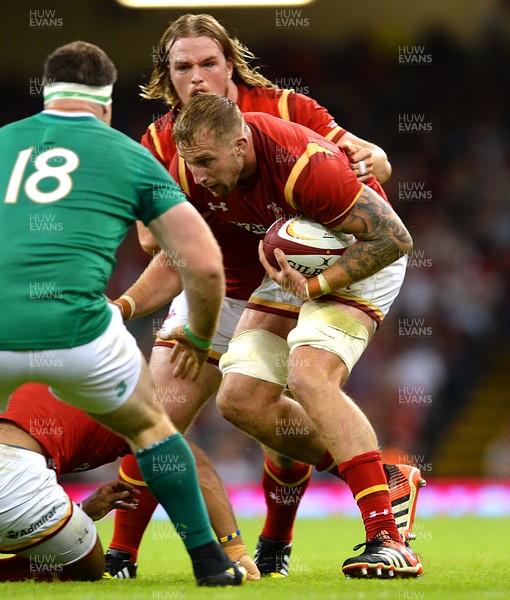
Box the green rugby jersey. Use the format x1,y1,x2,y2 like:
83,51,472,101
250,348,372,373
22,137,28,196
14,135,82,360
0,111,186,349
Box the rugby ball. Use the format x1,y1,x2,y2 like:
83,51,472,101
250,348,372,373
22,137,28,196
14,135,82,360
263,216,354,278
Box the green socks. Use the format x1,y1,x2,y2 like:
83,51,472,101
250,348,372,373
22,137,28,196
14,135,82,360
135,432,214,550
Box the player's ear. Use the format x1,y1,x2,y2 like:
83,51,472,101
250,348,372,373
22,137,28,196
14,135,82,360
236,136,248,156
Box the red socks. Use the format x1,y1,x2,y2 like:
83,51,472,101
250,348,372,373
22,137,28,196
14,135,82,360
260,457,312,542
316,450,342,478
338,450,400,541
109,453,159,561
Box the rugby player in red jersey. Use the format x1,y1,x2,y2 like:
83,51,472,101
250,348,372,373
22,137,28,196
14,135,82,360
0,383,137,581
168,92,423,579
107,14,423,579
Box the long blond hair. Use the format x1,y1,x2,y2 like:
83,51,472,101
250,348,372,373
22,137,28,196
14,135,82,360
140,13,275,106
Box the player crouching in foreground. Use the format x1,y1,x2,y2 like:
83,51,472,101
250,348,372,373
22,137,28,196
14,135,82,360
0,383,139,581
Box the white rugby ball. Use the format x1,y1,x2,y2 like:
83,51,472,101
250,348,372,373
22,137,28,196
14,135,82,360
263,216,354,278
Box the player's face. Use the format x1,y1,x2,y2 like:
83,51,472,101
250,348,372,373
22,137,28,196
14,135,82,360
168,37,234,105
178,131,244,197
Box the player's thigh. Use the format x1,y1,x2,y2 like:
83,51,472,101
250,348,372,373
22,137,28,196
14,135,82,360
151,347,221,431
0,445,102,580
220,328,289,385
287,302,371,392
90,357,176,451
217,291,296,411
18,509,104,582
62,537,104,581
217,329,288,425
221,276,297,388
157,293,246,362
152,294,243,429
233,306,297,339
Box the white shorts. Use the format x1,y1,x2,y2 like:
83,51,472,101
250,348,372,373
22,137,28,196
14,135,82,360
219,329,289,387
219,309,368,385
0,444,96,566
221,257,407,382
156,291,247,363
0,305,141,414
248,255,407,325
287,302,370,373
246,274,303,318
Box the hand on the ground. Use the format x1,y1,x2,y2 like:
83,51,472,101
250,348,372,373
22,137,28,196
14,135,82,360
237,554,261,581
222,541,261,581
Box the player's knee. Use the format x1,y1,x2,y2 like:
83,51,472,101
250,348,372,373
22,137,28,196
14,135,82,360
287,347,344,403
287,365,322,403
216,376,249,427
107,397,173,450
216,387,239,424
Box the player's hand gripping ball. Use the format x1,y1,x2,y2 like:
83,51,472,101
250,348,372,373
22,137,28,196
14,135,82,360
262,216,354,277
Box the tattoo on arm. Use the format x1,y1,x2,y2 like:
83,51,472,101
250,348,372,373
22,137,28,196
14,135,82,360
334,187,413,283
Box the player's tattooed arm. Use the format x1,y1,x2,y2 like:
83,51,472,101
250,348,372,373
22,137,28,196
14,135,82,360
257,186,412,300
326,186,413,288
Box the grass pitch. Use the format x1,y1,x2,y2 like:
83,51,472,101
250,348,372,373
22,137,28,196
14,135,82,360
2,516,509,599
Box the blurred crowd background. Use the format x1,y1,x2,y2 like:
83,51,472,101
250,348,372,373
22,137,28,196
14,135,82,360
2,0,509,484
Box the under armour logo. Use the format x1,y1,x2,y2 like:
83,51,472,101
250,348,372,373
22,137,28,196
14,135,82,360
369,509,390,518
208,201,227,211
77,527,89,544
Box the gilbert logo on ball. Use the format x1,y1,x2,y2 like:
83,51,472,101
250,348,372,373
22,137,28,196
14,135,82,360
263,216,354,277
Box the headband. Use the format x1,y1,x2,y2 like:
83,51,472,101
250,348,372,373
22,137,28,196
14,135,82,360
43,82,113,105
